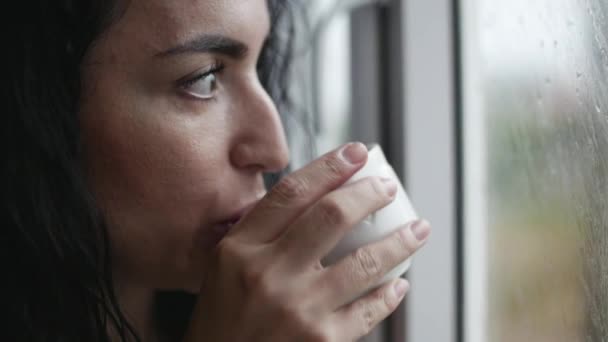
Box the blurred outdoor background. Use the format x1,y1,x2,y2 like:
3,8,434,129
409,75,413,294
466,0,608,340
290,0,608,341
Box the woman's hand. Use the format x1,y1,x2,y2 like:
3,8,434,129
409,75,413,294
183,143,430,342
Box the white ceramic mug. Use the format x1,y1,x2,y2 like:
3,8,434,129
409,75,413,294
322,144,418,289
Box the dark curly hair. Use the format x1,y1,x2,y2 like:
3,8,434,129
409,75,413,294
3,1,297,341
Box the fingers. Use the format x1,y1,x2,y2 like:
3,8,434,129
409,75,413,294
332,278,410,341
230,142,369,243
321,220,430,309
275,176,398,269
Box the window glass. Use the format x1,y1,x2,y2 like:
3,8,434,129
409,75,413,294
288,0,352,169
462,0,608,341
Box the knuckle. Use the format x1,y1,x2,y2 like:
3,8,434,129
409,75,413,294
357,301,380,336
368,177,391,199
215,238,244,265
286,313,322,341
273,176,309,203
302,324,333,342
354,247,382,280
270,301,322,340
240,265,275,297
393,228,417,255
241,265,264,290
216,239,279,299
318,198,348,226
321,155,344,179
277,301,302,324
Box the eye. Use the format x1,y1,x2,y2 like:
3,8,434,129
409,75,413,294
180,63,224,100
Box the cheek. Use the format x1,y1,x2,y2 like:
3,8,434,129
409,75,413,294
80,77,231,288
83,107,224,222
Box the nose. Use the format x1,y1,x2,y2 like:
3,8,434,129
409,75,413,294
229,81,290,173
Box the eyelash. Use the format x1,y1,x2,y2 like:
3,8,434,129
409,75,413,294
178,62,225,97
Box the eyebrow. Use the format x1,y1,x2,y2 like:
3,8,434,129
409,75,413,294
155,34,249,59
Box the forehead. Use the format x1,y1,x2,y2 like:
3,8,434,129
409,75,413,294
110,0,270,54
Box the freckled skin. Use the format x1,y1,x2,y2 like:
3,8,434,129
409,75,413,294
80,0,289,293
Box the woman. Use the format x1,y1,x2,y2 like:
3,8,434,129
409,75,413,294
4,0,431,341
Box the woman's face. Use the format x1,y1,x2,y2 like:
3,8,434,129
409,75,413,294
80,0,289,292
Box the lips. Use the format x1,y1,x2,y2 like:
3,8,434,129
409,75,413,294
218,200,259,225
212,217,240,234
200,199,261,248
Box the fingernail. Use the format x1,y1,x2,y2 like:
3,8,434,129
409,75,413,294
393,279,410,299
380,177,398,196
411,220,431,241
340,142,368,165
